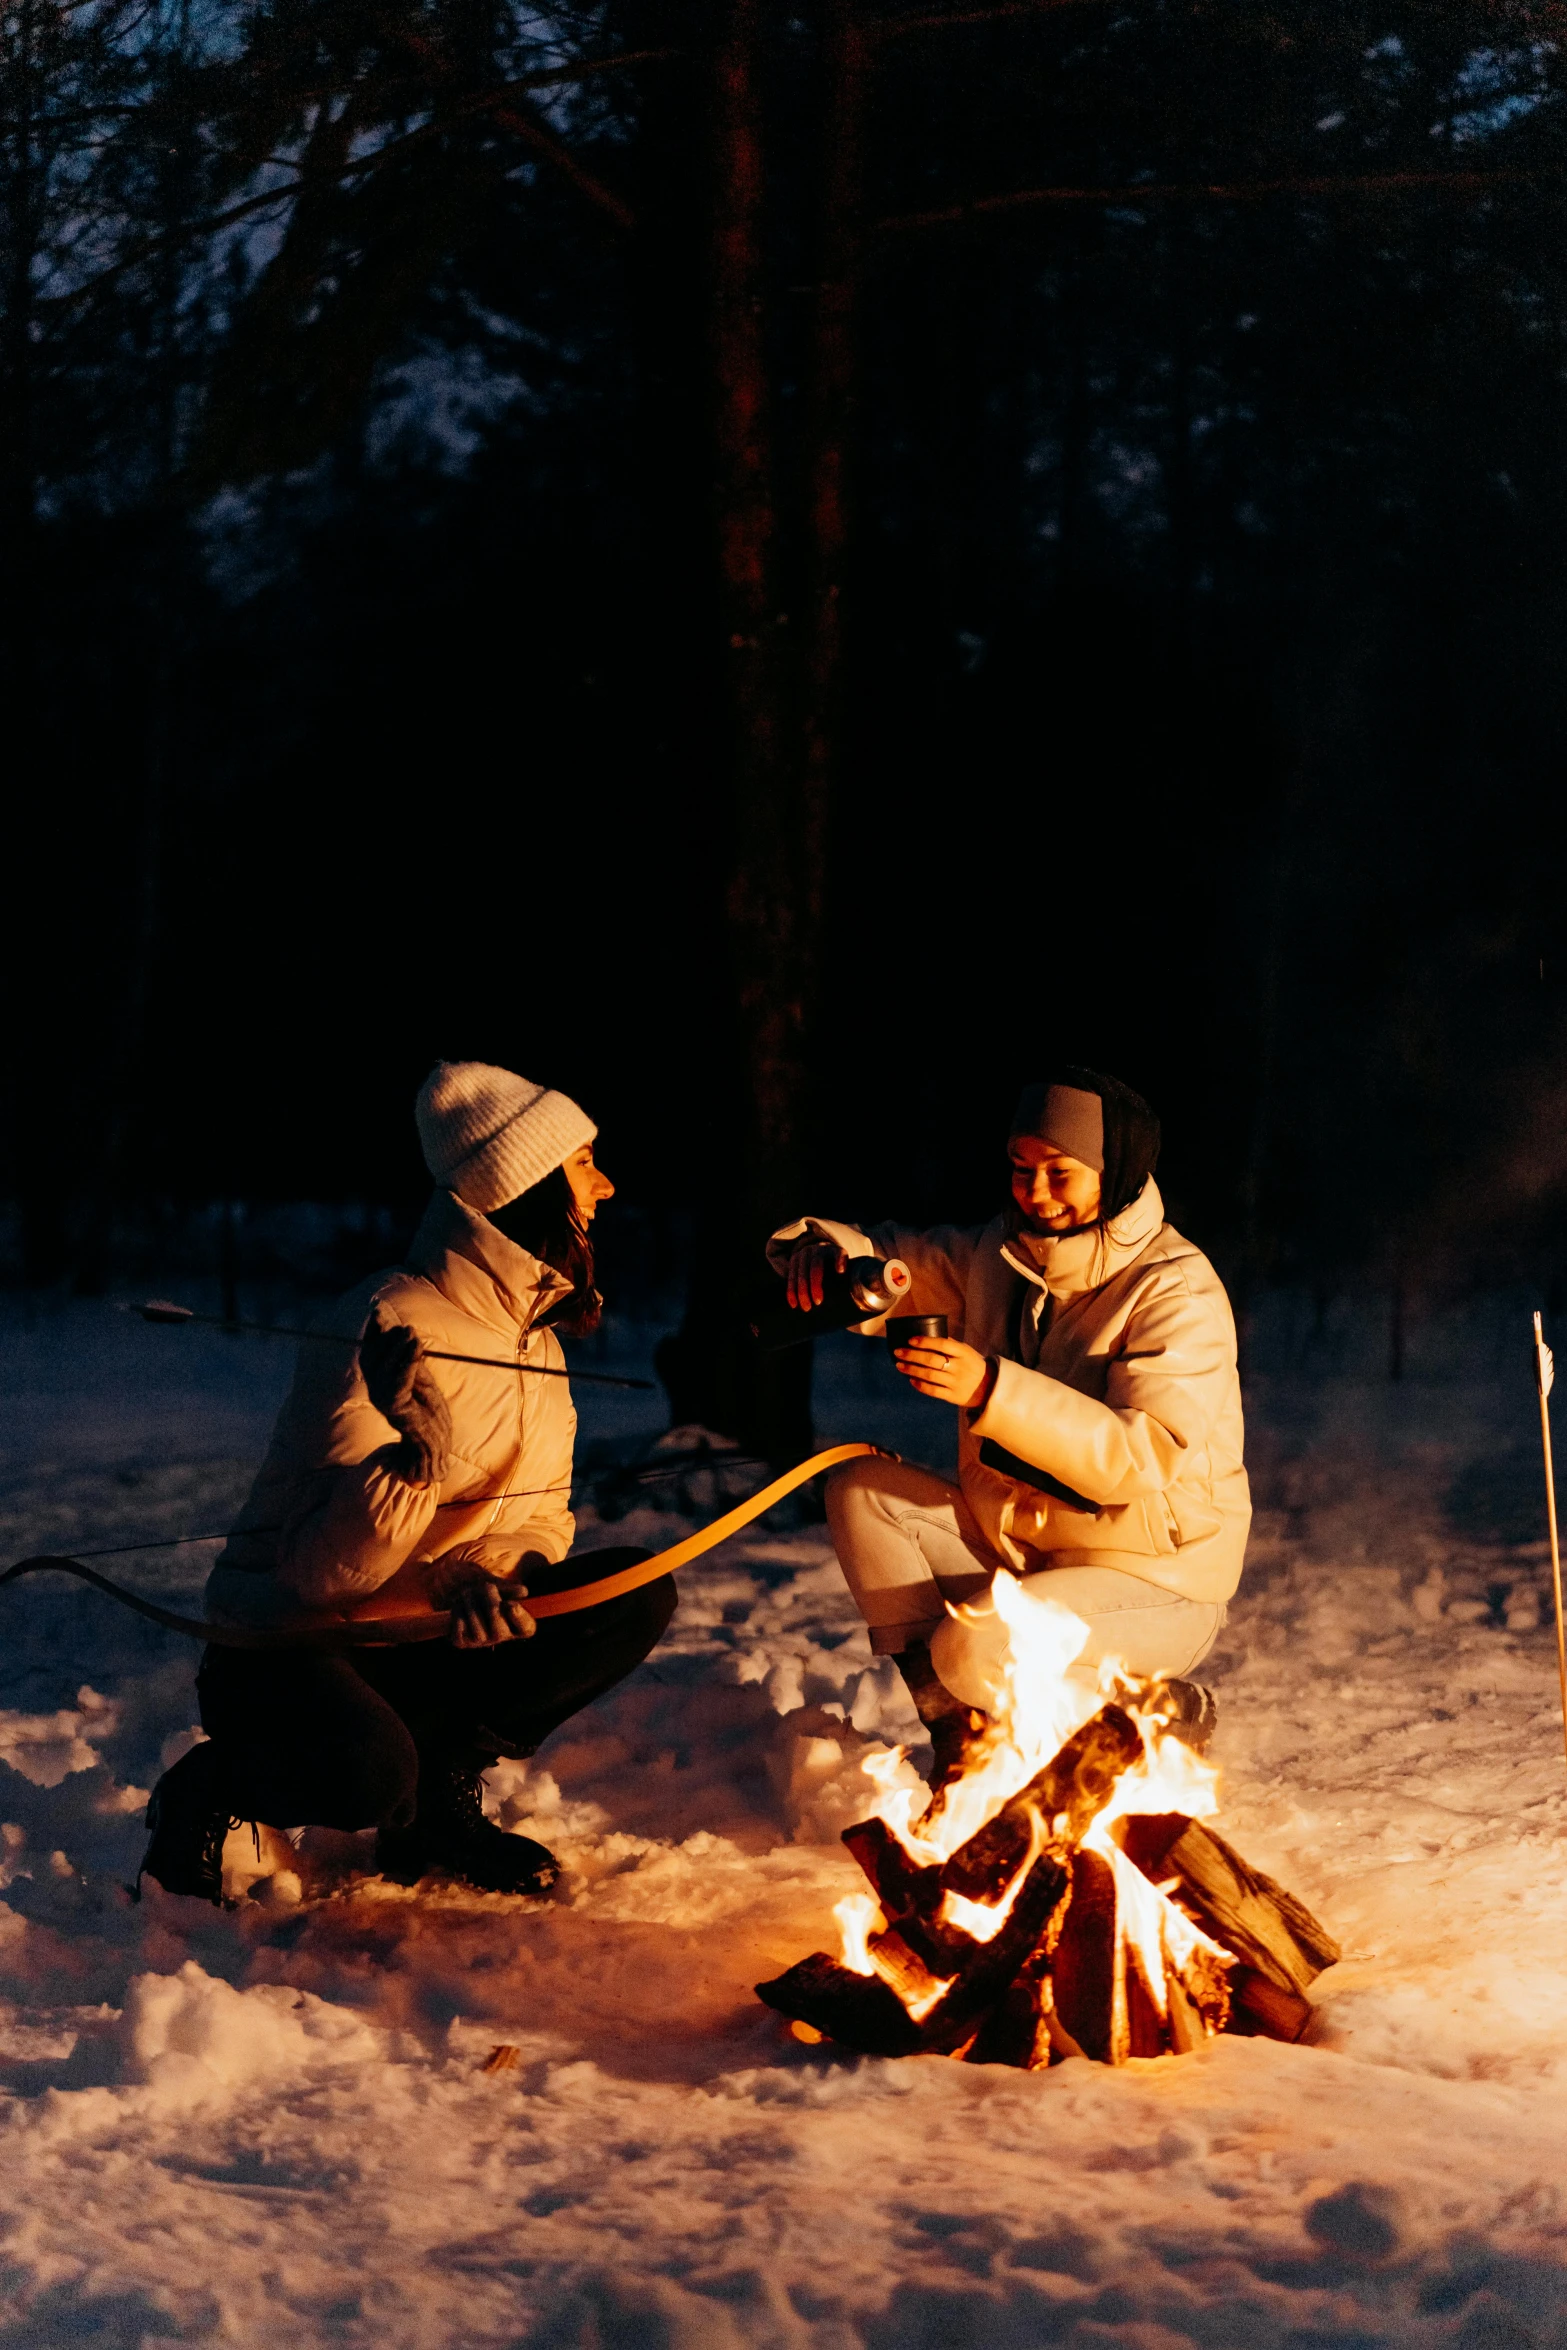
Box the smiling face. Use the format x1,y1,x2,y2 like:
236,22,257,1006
561,1142,615,1225
1008,1134,1102,1233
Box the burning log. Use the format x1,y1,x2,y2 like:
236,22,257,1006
756,1573,1342,2072
1117,1813,1339,2044
753,1952,925,2057
839,1703,1144,1974
838,1817,957,1972
760,1704,1137,2058
938,1703,1142,1898
1050,1844,1233,2062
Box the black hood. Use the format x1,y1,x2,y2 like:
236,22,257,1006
1009,1063,1161,1222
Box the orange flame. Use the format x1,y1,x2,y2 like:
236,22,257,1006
834,1893,882,1977
835,1570,1228,2034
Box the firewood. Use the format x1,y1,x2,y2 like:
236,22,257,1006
1050,1846,1122,2063
760,1721,1333,2072
839,1818,961,1972
916,1849,1072,2055
754,1952,925,2056
1115,1812,1188,1877
1156,1821,1339,1999
939,1705,1143,1901
1163,1970,1212,2055
1050,1844,1233,2062
1226,1965,1317,2043
963,1971,1051,2070
866,1927,953,2016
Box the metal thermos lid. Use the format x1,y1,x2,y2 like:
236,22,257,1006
849,1258,912,1313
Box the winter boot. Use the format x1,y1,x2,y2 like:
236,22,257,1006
892,1641,992,1795
1154,1677,1220,1755
136,1740,245,1907
376,1758,559,1897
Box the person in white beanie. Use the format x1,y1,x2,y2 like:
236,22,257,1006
137,1062,675,1907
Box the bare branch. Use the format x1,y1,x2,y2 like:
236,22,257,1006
486,95,636,227
396,29,636,230
875,166,1557,233
870,0,1105,36
505,47,677,89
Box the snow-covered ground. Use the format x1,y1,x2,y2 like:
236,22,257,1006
0,1286,1565,2348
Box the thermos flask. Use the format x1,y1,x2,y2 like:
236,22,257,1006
749,1255,913,1351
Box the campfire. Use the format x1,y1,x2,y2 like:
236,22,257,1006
758,1574,1338,2066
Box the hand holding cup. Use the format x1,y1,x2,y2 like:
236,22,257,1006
888,1316,995,1409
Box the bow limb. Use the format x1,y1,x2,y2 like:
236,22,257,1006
0,1443,894,1649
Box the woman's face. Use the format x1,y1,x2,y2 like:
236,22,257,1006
1009,1135,1102,1232
563,1143,615,1225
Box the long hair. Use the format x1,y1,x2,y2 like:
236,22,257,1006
488,1164,602,1336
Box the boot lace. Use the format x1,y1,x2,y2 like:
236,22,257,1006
425,1760,490,1844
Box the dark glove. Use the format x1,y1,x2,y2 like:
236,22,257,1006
358,1307,453,1487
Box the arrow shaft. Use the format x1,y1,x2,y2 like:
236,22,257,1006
132,1305,652,1389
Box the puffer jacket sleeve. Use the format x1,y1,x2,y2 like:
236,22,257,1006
969,1265,1233,1503
261,1326,447,1609
272,1443,443,1607
765,1215,876,1274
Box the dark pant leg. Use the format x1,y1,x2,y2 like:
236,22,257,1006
352,1558,677,1767
196,1647,420,1832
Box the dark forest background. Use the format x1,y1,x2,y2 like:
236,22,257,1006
5,0,1567,1447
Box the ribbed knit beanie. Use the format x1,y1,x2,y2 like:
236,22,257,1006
416,1062,597,1214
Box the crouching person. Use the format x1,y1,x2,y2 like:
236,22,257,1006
769,1066,1248,1777
140,1060,676,1905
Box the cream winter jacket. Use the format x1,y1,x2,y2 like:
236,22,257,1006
206,1190,577,1629
768,1180,1250,1604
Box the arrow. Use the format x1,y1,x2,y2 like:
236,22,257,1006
121,1300,653,1390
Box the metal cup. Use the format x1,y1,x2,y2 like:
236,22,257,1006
886,1312,949,1364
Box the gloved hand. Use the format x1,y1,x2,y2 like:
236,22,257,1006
428,1542,546,1647
358,1307,453,1488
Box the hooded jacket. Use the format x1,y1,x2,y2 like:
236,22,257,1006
768,1180,1250,1604
205,1190,577,1629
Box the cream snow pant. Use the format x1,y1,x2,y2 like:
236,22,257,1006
825,1455,1224,1695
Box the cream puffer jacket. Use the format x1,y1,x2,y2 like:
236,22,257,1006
206,1190,577,1629
768,1180,1250,1604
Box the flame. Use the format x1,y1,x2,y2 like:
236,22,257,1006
834,1893,882,1977
872,1573,1102,1869
833,1568,1229,2036
1099,1841,1231,2022
936,1803,1047,1944
901,1967,957,2023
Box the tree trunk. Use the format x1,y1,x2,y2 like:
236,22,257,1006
799,0,867,948
0,0,61,1285
662,0,816,1466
